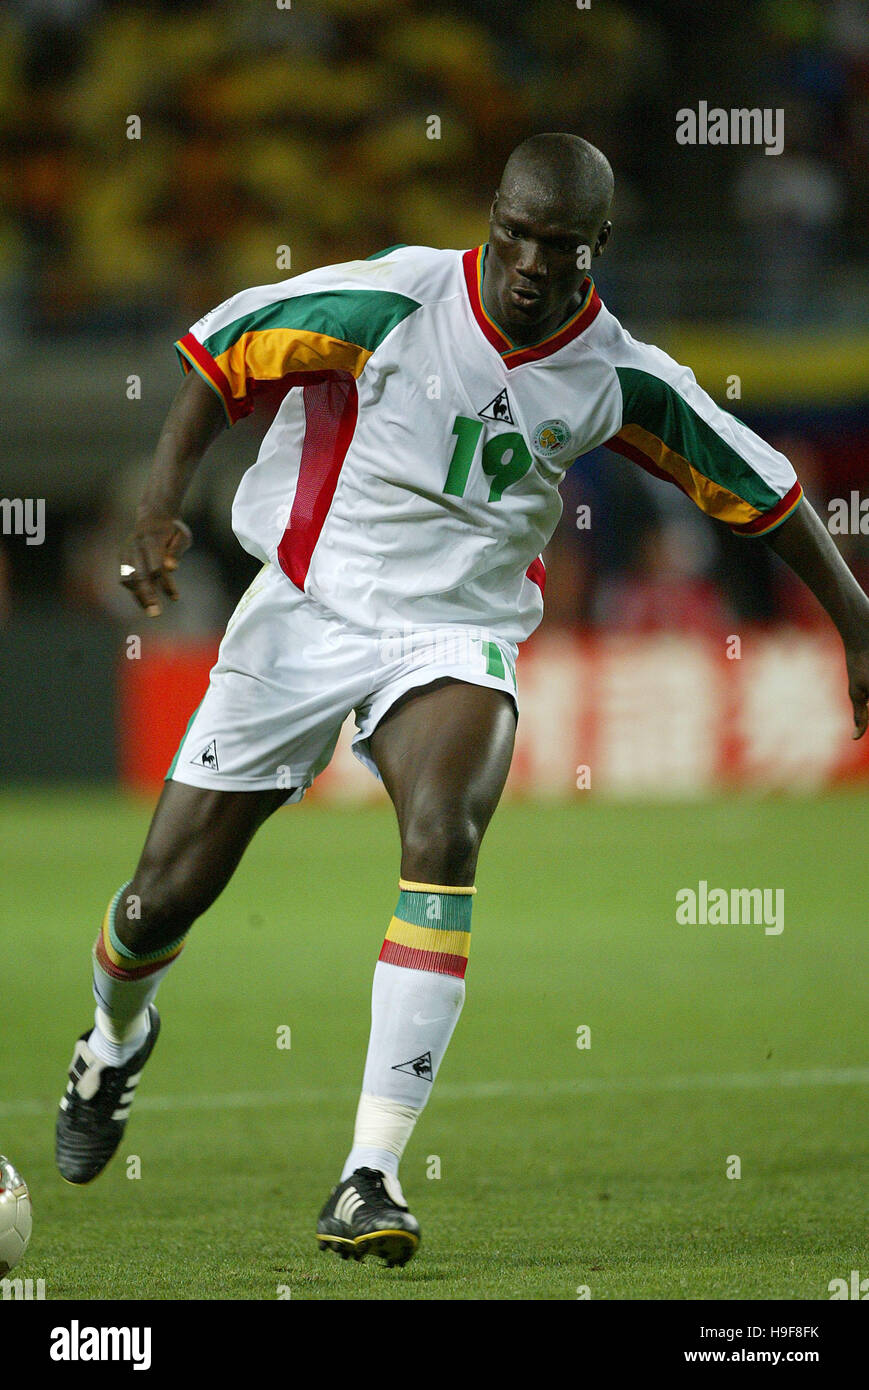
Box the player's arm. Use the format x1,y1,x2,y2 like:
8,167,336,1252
763,497,869,739
134,265,419,618
120,370,226,617
602,348,869,737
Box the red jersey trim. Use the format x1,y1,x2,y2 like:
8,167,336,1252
525,556,546,593
175,333,249,426
461,246,602,370
276,371,359,590
606,435,804,538
730,480,803,535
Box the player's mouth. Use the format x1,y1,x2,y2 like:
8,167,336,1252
508,284,543,312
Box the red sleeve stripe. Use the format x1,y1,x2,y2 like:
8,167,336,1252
277,372,360,591
606,434,803,537
604,432,693,495
525,555,546,593
175,333,249,425
729,480,803,535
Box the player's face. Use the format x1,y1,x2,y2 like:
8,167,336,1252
486,190,609,341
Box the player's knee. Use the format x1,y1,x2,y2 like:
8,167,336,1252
401,809,481,884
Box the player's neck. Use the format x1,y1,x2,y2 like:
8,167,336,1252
480,256,583,348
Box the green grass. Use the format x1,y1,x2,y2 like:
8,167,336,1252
1,788,867,1300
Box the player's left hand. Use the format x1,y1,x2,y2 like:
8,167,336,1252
843,638,869,739
119,514,192,618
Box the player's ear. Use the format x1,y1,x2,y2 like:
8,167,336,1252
489,191,499,221
593,220,613,258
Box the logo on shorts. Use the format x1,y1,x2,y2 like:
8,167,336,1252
533,419,571,457
191,739,219,771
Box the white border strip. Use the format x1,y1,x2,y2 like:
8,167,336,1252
6,1067,868,1119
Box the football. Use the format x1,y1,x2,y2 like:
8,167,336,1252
0,1156,33,1275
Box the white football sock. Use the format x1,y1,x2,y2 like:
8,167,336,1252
340,1094,419,1180
87,1006,150,1068
340,958,466,1180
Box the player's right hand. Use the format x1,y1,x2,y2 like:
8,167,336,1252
119,515,192,617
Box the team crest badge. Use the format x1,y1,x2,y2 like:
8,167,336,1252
533,419,571,457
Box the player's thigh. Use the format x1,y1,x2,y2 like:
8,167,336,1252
368,677,517,880
125,780,287,945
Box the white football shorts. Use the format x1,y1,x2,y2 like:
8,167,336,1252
167,563,519,802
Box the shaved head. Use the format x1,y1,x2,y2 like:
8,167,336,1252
498,133,614,231
483,132,614,345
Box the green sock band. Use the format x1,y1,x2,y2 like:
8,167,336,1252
107,882,188,963
394,889,473,933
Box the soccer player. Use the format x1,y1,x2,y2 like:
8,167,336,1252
56,133,869,1267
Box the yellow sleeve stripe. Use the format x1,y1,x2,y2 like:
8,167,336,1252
617,423,765,528
213,328,373,397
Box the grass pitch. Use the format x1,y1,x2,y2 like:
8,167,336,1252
1,788,866,1300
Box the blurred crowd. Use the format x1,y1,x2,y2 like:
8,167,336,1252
1,0,867,638
1,0,867,334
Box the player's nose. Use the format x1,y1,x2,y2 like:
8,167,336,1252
515,244,546,280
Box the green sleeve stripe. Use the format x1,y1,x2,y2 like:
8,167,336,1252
365,244,408,260
175,342,233,425
202,289,421,360
616,366,781,513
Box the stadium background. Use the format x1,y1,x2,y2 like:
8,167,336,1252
1,0,867,796
1,0,868,1305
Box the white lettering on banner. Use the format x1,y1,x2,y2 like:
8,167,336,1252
501,635,580,795
122,631,866,799
738,633,849,787
293,633,858,798
596,636,719,794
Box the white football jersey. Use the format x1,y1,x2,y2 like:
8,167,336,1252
176,244,802,642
